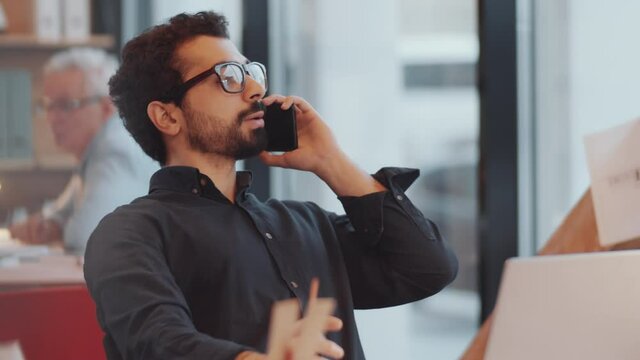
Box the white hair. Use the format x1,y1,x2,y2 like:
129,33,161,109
43,47,119,96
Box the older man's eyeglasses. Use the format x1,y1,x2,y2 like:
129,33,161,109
36,95,103,114
172,61,268,103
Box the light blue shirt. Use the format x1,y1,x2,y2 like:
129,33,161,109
43,116,158,255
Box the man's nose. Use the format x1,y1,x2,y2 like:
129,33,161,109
46,110,66,125
243,75,266,102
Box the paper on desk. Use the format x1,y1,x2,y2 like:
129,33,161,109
584,118,640,246
0,230,50,267
0,242,49,259
0,228,11,242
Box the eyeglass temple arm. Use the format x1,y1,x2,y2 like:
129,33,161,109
166,67,218,104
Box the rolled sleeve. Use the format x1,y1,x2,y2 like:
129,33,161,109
334,167,459,309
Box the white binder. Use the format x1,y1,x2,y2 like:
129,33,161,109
62,0,90,42
35,0,62,42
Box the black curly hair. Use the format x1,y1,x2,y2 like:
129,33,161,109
109,11,230,165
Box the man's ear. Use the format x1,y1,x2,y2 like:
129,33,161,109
147,101,182,136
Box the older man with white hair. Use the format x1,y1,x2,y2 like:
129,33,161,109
9,47,158,255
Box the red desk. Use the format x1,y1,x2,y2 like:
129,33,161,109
0,244,104,360
0,254,84,290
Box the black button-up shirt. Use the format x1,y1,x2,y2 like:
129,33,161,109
84,166,458,360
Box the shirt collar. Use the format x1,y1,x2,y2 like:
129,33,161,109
149,166,253,202
78,116,118,176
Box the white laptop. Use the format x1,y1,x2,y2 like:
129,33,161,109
485,250,640,360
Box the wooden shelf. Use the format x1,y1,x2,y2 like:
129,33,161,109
0,34,115,50
0,159,35,171
0,158,76,171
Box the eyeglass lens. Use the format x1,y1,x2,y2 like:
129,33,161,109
218,63,266,93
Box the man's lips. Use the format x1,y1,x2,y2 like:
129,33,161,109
245,111,264,121
51,128,66,141
244,111,265,128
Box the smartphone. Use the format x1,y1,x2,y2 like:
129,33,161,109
264,103,298,152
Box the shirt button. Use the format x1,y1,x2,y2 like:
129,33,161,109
290,281,299,288
200,178,206,186
396,194,404,201
265,232,273,240
192,188,199,194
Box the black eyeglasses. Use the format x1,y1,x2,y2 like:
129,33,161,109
170,61,268,104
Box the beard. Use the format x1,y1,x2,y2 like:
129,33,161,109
183,101,268,160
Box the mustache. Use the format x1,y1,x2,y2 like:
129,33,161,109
237,101,265,123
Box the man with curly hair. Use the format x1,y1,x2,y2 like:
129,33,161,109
84,11,458,360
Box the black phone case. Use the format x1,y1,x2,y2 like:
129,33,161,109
264,103,298,152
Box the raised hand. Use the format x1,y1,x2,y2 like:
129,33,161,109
259,95,385,197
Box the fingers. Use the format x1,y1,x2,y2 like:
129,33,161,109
309,278,319,300
10,215,43,243
325,316,343,332
286,336,344,360
318,338,344,359
281,277,343,360
262,94,285,106
8,222,29,242
306,277,319,316
262,95,296,110
29,215,43,242
35,218,48,243
31,216,51,244
13,215,59,244
289,315,342,338
305,279,342,333
41,220,62,243
262,95,315,113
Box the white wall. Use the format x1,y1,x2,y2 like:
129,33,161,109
151,0,243,44
567,0,640,199
275,1,479,358
273,0,403,213
277,1,419,358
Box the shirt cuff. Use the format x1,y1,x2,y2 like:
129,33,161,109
338,167,421,245
41,200,68,227
372,167,420,192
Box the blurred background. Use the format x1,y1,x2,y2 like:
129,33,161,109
0,0,638,358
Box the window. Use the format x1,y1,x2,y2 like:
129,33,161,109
519,0,640,251
270,0,479,358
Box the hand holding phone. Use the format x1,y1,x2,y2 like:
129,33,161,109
264,102,298,152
